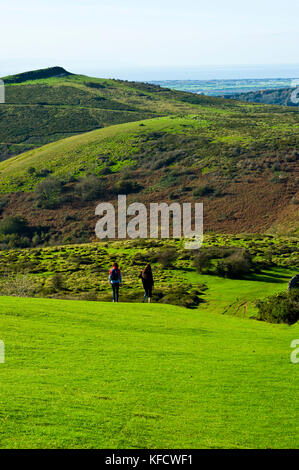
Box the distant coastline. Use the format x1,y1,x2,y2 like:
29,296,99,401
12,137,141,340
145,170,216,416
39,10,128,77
149,78,296,96
1,62,299,82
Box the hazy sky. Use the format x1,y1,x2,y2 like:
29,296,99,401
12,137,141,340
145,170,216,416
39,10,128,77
1,0,299,79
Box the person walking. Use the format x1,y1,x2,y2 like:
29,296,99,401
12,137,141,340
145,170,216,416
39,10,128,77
139,264,154,303
109,262,122,302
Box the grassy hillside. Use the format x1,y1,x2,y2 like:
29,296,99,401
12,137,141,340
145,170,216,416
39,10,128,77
229,87,299,107
0,296,298,448
0,66,244,161
0,110,298,235
0,67,298,235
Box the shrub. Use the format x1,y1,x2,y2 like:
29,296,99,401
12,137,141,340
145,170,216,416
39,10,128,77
272,162,281,172
271,173,288,183
216,250,253,279
27,167,36,176
155,285,205,309
159,290,201,308
156,248,178,268
193,250,213,274
158,173,182,188
75,175,106,201
48,273,66,292
112,179,142,194
6,234,31,248
193,185,214,197
0,216,31,236
0,197,7,215
256,290,299,325
98,166,112,176
35,177,62,209
0,274,38,297
36,168,53,178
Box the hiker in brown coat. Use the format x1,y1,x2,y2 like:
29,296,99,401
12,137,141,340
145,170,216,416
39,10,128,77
139,264,154,303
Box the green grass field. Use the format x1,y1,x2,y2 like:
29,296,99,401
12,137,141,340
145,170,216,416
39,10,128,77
0,235,297,314
0,296,298,449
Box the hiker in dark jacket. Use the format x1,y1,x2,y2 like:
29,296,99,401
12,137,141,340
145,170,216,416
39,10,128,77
109,262,122,302
288,274,299,291
139,264,154,303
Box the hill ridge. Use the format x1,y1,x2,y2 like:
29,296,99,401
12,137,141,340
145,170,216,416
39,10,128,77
2,66,72,84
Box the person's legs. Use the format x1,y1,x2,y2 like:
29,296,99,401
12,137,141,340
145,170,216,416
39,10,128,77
143,284,149,302
112,284,116,302
148,285,152,303
115,283,119,302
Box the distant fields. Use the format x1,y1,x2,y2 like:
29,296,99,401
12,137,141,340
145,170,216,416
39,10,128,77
150,78,295,95
0,296,298,448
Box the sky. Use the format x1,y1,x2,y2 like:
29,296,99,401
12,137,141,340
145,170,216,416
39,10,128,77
1,0,299,80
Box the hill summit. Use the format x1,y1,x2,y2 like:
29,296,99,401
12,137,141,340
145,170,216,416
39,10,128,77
2,66,72,84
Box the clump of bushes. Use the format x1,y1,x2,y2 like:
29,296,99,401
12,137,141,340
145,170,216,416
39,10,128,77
216,250,253,279
0,215,31,236
112,179,142,194
35,176,63,209
0,274,38,297
75,175,106,201
0,216,32,248
0,215,47,249
193,184,215,197
256,290,299,325
132,247,178,267
43,273,66,294
156,286,203,309
193,250,213,274
155,248,178,268
193,247,254,278
0,197,7,215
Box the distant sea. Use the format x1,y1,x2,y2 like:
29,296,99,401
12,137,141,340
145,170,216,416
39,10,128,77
137,64,299,81
1,61,299,82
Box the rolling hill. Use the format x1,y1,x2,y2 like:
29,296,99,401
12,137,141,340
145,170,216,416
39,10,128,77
0,67,298,239
0,66,246,161
0,112,298,239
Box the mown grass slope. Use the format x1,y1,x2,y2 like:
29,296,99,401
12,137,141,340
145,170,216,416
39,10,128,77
0,236,297,316
0,296,298,449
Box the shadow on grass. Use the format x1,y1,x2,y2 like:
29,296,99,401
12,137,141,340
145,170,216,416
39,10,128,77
245,271,291,284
